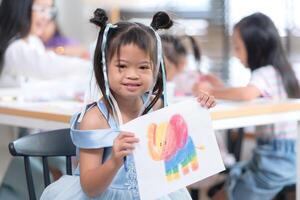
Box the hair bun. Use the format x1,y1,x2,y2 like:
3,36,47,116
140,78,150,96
151,11,173,30
90,8,108,28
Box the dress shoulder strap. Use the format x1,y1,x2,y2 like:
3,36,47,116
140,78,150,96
69,102,119,149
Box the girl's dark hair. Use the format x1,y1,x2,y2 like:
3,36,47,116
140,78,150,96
186,35,201,65
161,35,201,72
186,36,201,71
161,34,187,68
0,0,33,73
90,9,173,115
235,12,300,98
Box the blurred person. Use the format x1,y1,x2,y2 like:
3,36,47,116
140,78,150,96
161,34,188,103
170,35,200,96
0,0,90,199
161,34,188,82
0,0,90,88
194,13,299,200
41,19,90,59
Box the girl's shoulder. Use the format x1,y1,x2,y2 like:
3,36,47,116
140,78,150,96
251,65,277,78
5,38,26,55
253,65,274,73
70,102,119,149
80,105,110,131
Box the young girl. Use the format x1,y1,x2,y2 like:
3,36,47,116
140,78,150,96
162,34,204,98
194,13,299,200
161,34,188,82
41,9,216,200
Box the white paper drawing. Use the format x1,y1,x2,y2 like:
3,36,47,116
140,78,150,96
121,98,225,200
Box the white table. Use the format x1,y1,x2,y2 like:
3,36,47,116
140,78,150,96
1,99,300,130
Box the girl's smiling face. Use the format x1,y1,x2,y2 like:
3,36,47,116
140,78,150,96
108,43,154,100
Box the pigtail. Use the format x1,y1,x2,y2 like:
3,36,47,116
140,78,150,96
90,8,108,28
184,35,202,73
187,36,201,66
141,12,173,114
150,11,173,30
90,9,115,118
90,8,108,98
90,8,108,73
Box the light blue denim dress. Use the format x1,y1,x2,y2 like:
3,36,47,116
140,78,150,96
225,138,295,200
40,100,191,200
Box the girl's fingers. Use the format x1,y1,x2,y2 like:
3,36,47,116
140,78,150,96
118,132,135,139
197,91,208,99
116,132,139,145
119,149,133,157
122,137,139,144
206,96,216,108
114,139,137,154
197,93,216,108
198,94,209,107
209,101,217,108
119,143,136,151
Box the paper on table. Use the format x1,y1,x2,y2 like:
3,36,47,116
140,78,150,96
121,98,225,200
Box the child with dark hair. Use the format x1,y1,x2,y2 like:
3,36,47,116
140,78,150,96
161,34,188,81
0,0,89,87
161,34,204,97
194,12,299,200
41,9,216,200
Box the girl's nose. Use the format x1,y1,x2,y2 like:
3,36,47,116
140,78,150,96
125,69,139,79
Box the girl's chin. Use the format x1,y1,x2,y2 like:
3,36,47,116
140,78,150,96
115,92,145,99
31,29,44,37
31,24,47,37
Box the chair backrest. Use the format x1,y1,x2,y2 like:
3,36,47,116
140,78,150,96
8,128,76,200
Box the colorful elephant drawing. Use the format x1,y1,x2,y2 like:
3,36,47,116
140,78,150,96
147,114,199,182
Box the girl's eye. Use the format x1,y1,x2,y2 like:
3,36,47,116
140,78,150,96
116,64,126,69
139,65,150,70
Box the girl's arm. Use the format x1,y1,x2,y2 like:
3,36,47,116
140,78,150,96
152,91,216,110
209,86,261,101
79,107,138,197
193,81,261,101
199,74,225,88
5,37,89,80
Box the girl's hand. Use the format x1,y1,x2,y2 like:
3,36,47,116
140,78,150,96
111,132,139,167
192,81,213,96
197,91,216,108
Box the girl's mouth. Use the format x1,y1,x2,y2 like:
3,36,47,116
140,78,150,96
123,83,141,91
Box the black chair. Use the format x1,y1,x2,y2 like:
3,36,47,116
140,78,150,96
274,184,296,200
8,128,76,200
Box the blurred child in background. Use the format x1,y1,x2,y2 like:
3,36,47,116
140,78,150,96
41,19,90,59
194,12,299,200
